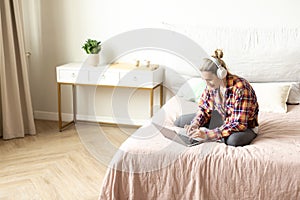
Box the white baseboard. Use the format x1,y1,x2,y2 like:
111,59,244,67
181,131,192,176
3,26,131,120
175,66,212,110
33,111,150,126
34,111,72,121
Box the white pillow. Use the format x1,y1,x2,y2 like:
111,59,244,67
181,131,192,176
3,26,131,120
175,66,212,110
250,83,291,113
177,78,206,103
164,69,191,93
287,82,300,104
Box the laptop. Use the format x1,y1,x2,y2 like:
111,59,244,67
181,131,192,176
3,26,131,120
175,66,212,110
153,123,206,147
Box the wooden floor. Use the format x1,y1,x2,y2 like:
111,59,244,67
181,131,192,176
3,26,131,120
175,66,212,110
0,120,137,200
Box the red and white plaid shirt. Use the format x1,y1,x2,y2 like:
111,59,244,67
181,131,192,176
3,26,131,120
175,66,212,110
192,74,259,140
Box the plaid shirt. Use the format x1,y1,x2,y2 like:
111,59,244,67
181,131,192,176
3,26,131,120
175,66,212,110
192,74,259,140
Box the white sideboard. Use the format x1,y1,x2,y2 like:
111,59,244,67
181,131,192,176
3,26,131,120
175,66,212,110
56,62,164,131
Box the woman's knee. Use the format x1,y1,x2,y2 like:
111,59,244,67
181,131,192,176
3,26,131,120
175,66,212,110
226,135,245,147
225,130,257,147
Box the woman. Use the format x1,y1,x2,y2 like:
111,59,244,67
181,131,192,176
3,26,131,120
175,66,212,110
186,49,259,147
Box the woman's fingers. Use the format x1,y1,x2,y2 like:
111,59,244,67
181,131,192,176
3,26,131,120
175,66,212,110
189,129,200,138
189,129,206,139
185,124,197,135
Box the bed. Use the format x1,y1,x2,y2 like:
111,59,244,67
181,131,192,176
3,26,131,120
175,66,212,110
99,95,300,199
98,27,300,199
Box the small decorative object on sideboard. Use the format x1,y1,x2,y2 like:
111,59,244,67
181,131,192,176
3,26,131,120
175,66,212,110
132,60,159,70
82,39,101,66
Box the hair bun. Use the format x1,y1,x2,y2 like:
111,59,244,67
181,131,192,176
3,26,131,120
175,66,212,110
214,49,223,59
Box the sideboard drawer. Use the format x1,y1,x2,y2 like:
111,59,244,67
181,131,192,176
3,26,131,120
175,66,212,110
89,71,119,85
119,71,151,87
118,67,164,87
57,69,88,83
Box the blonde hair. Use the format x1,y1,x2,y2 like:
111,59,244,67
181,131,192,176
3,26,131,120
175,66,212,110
199,49,228,74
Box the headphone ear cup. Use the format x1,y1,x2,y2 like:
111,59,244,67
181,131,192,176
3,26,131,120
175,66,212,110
217,66,227,79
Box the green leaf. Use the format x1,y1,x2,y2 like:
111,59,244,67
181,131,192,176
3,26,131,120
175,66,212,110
82,39,101,54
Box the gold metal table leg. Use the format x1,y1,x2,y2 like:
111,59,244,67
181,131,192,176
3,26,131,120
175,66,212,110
150,88,154,117
160,84,163,108
72,84,77,123
57,83,75,132
57,83,63,131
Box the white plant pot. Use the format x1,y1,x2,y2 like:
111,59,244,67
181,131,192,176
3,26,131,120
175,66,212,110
87,54,100,66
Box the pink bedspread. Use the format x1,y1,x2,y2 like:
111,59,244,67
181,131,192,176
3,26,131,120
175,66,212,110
99,97,300,200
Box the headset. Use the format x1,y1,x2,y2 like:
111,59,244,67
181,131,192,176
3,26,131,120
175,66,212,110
208,56,227,79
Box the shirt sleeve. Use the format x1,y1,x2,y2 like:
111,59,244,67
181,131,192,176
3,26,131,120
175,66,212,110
191,87,213,127
205,88,253,140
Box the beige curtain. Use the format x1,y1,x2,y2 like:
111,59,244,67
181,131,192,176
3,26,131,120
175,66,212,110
0,0,36,139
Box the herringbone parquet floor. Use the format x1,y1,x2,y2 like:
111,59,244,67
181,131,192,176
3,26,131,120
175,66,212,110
0,120,137,200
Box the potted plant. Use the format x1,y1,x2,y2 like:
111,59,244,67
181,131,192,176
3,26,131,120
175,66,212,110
82,39,101,66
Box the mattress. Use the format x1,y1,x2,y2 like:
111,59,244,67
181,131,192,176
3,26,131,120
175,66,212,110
99,97,300,200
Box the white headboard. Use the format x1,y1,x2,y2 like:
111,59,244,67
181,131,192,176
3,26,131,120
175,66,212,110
163,26,300,82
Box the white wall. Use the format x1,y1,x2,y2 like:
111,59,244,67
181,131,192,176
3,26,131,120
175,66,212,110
22,0,300,123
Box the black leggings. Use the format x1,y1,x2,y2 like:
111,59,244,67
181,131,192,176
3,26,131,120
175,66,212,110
207,110,257,147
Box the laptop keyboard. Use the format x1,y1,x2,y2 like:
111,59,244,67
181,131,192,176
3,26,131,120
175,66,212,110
177,134,200,144
174,127,201,143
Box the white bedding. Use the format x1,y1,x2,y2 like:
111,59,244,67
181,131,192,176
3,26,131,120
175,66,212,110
99,97,300,199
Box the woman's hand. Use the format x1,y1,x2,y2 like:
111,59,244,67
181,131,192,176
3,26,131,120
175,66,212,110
188,128,207,139
184,123,198,135
185,124,208,139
